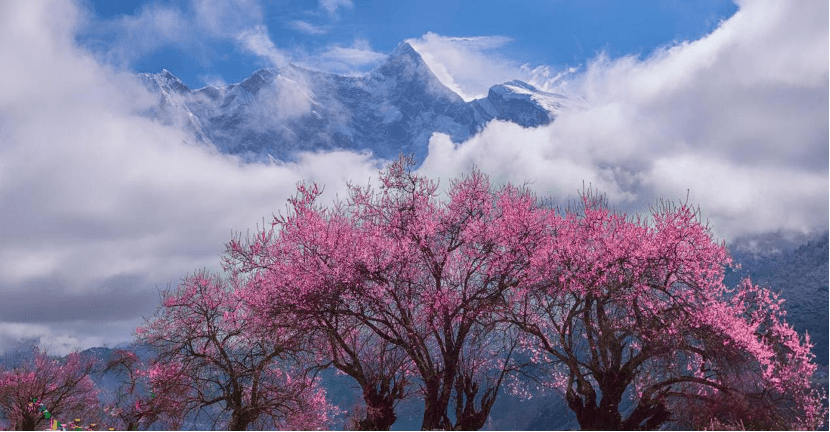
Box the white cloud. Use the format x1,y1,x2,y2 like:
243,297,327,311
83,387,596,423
238,24,289,67
408,32,579,101
0,322,134,356
83,0,290,74
86,2,191,67
249,74,316,121
199,74,227,88
287,20,328,35
191,0,293,70
191,0,263,37
0,0,382,353
645,154,827,236
325,40,386,67
299,38,386,75
407,32,575,101
407,33,520,101
419,123,638,206
319,0,353,18
419,0,828,241
84,0,369,81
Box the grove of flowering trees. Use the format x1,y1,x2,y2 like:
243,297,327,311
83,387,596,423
135,271,338,430
0,158,825,431
221,157,825,430
0,349,98,431
100,349,183,430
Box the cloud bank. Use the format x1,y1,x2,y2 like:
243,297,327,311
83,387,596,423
0,0,381,354
419,0,828,241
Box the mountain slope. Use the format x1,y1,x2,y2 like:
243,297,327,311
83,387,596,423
726,232,829,365
138,42,567,163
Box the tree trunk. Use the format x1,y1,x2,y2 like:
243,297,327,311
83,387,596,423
19,413,37,431
355,388,398,430
621,401,671,430
229,410,252,431
420,384,452,431
420,396,445,431
453,406,492,431
567,386,624,430
452,374,498,431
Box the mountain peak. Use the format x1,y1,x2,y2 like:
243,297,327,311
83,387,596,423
501,80,538,92
368,44,467,109
390,41,420,60
374,41,429,75
371,41,453,98
159,69,185,86
140,69,189,94
237,68,280,94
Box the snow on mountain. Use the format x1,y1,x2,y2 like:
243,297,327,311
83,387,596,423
472,80,568,128
138,70,212,145
138,42,565,163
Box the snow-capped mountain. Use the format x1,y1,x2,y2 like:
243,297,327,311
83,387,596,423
138,42,568,162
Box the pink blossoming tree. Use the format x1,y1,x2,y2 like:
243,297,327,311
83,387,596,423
508,193,827,430
136,271,337,431
100,349,187,430
0,348,98,431
228,182,414,430
229,157,547,430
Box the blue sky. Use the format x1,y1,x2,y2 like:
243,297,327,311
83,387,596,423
81,0,738,91
0,0,826,354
